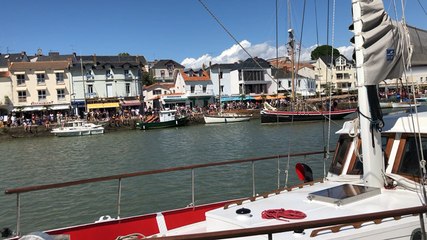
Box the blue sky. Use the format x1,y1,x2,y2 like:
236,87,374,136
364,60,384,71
2,0,427,68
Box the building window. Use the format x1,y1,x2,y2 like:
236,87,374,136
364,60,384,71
87,84,93,94
203,86,207,93
37,73,45,84
18,91,27,102
106,70,113,78
191,86,195,93
153,90,161,95
160,70,165,78
243,70,265,81
56,72,64,83
17,74,25,85
57,89,65,100
126,83,130,95
38,90,47,101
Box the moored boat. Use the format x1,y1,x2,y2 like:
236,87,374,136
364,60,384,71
203,112,252,124
260,107,356,123
50,120,105,137
136,109,189,130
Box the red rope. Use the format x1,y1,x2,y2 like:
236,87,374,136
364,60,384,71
261,208,306,221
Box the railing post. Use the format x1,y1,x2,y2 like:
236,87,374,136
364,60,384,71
191,168,195,209
252,161,256,196
16,193,21,237
117,178,122,218
277,157,280,189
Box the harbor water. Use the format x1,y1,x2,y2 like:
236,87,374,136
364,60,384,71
0,118,348,236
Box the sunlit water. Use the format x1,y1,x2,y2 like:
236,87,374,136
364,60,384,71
0,118,348,236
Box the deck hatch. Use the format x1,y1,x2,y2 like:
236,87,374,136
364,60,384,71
307,184,381,206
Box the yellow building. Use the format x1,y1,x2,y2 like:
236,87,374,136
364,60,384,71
9,61,72,113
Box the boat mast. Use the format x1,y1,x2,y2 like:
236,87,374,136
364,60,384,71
218,66,222,114
289,29,295,103
352,0,384,188
287,0,295,103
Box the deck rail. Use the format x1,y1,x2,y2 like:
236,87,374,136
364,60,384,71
4,149,331,236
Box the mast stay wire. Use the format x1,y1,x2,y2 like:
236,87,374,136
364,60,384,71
198,0,290,94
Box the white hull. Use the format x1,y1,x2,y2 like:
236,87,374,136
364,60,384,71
51,121,105,137
392,102,420,108
204,114,251,124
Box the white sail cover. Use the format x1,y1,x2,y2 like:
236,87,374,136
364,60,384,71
358,0,427,85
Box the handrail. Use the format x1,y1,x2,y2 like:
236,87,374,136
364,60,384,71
155,205,427,240
4,150,330,195
4,149,332,237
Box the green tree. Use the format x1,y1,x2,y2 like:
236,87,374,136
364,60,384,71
141,71,155,86
311,45,340,60
118,53,130,56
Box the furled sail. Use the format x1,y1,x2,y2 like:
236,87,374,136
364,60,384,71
357,0,427,86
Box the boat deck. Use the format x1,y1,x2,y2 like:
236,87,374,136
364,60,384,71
157,180,425,239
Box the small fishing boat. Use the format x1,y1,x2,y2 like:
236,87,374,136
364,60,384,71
203,66,252,124
136,109,189,130
203,112,252,124
50,120,104,137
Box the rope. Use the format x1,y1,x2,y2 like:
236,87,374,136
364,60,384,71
115,233,145,240
261,208,307,221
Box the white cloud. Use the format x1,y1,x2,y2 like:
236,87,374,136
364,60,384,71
337,45,354,60
181,40,354,69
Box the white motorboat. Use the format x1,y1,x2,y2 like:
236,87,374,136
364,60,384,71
50,120,104,137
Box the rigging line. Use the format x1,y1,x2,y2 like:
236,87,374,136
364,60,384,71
275,0,279,95
198,0,282,88
314,0,319,46
416,0,427,16
325,0,337,178
295,0,307,100
397,0,427,203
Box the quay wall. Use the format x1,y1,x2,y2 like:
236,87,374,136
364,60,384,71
0,110,260,141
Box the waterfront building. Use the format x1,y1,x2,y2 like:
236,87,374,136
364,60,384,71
143,68,214,110
174,69,214,108
69,54,147,116
143,83,176,110
9,60,72,113
150,59,184,83
0,52,30,116
313,55,357,95
272,68,317,97
209,58,276,101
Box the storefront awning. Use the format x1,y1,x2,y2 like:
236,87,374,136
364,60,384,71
162,96,187,102
121,100,141,107
220,96,255,102
87,102,119,110
12,106,45,112
50,104,70,110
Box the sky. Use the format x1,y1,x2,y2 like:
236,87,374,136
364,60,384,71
2,0,427,69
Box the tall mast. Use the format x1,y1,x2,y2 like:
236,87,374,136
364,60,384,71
218,67,222,114
352,0,384,188
288,29,295,102
287,0,295,102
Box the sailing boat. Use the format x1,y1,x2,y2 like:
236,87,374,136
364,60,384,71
203,66,252,124
260,27,357,123
5,1,427,239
